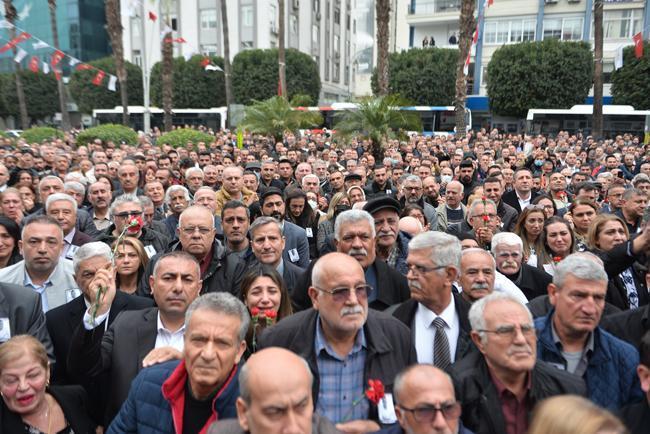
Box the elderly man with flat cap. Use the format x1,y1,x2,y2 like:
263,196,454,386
208,348,341,434
363,196,410,275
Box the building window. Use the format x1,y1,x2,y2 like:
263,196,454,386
133,50,142,67
270,4,277,32
484,18,536,45
543,17,583,41
602,9,643,39
334,8,340,24
290,15,298,34
242,6,254,27
201,44,218,56
334,35,340,56
241,40,254,49
200,9,218,29
312,24,319,47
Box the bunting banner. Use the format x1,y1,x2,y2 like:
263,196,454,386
92,70,106,86
51,50,65,67
200,57,210,67
54,69,62,81
42,61,50,74
14,47,27,63
633,32,643,59
108,75,118,91
28,55,39,73
614,45,624,70
0,31,31,54
148,11,157,21
76,63,93,71
32,40,48,50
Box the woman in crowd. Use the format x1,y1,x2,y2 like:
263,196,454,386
528,395,626,434
285,188,320,260
532,194,558,219
317,192,350,255
347,185,366,206
18,184,41,215
401,203,429,231
539,216,577,275
0,216,21,269
144,167,157,184
0,188,24,226
567,199,598,249
239,266,293,356
588,213,650,310
10,169,35,189
0,335,96,433
513,204,546,268
112,237,149,295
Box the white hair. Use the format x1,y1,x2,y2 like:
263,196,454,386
185,167,204,179
45,193,78,214
165,185,191,205
468,292,532,344
408,231,461,271
73,242,111,274
334,209,375,241
491,232,524,256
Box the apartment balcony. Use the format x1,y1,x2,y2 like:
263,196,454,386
406,0,462,25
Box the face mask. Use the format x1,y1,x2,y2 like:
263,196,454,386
441,175,452,183
535,160,544,166
308,199,318,210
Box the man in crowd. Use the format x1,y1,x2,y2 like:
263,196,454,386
392,232,473,368
492,232,552,301
436,181,466,232
400,175,439,228
0,215,79,312
260,187,310,268
163,185,192,237
114,162,142,196
617,188,648,234
535,253,643,409
463,198,500,249
38,175,100,237
108,293,247,433
87,180,113,231
364,197,409,276
483,176,518,232
260,159,285,191
452,292,586,434
365,164,394,198
46,193,93,260
258,252,416,432
215,166,258,215
502,168,538,214
222,200,254,262
144,180,167,220
185,167,205,196
68,251,202,424
141,205,245,296
620,330,650,434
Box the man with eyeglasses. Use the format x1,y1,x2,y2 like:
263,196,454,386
96,194,170,258
535,253,643,410
451,292,585,434
491,233,551,301
463,198,500,250
258,252,416,433
139,205,246,296
399,175,439,230
377,364,473,434
393,232,473,369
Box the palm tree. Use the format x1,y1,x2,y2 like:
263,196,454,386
4,0,28,129
278,0,286,96
334,95,422,161
375,0,391,95
593,0,603,138
48,0,70,130
161,1,173,131
239,96,322,141
219,0,233,110
105,0,129,125
454,0,475,137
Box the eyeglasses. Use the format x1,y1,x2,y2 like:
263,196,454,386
114,211,143,218
314,284,372,302
180,226,213,235
399,402,461,423
477,323,536,339
406,263,448,275
496,252,521,259
524,204,545,211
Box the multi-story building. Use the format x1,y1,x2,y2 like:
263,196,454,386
397,0,650,127
121,0,356,103
0,0,110,73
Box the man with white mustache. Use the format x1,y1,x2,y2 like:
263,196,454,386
451,292,586,434
258,252,417,433
535,253,643,410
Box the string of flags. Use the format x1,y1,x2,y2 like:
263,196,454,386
463,0,493,75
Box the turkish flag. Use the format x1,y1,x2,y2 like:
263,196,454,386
487,0,494,6
200,57,210,67
76,64,92,71
148,11,157,21
473,25,479,44
51,50,64,67
92,70,105,86
0,32,31,54
633,32,643,59
28,56,39,73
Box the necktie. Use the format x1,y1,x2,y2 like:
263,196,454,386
432,317,451,370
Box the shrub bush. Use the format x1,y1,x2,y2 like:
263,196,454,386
76,124,139,146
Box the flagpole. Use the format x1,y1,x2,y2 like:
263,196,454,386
140,3,151,135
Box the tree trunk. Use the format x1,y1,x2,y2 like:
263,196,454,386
455,0,475,138
593,0,603,138
375,0,390,95
48,0,70,131
278,0,286,97
220,0,233,110
105,0,129,125
4,1,28,129
162,5,173,132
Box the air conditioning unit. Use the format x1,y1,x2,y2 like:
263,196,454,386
293,0,300,9
567,0,580,3
545,0,557,4
271,24,278,34
316,11,321,20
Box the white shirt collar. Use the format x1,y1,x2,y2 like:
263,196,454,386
156,311,185,335
416,296,456,330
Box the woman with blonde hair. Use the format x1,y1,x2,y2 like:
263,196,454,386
317,192,350,255
0,335,96,433
111,237,149,295
528,395,627,434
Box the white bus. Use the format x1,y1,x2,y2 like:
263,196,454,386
92,106,228,131
526,105,650,141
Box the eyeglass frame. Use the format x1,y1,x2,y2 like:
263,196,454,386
113,210,143,218
476,323,536,339
406,263,448,276
398,401,462,423
313,284,373,302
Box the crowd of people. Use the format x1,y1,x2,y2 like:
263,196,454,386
0,128,648,434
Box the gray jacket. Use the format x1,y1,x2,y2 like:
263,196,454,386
435,203,467,232
0,259,79,312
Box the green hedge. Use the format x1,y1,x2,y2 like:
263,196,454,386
611,41,650,110
21,127,64,144
157,128,215,148
76,124,139,146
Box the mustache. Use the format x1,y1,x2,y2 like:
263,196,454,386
341,305,364,317
507,344,533,356
471,283,490,291
501,260,518,268
348,248,368,257
408,280,422,290
377,230,395,237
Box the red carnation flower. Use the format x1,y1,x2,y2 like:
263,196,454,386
553,256,562,263
365,379,385,405
264,310,277,319
126,216,144,234
250,307,260,317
